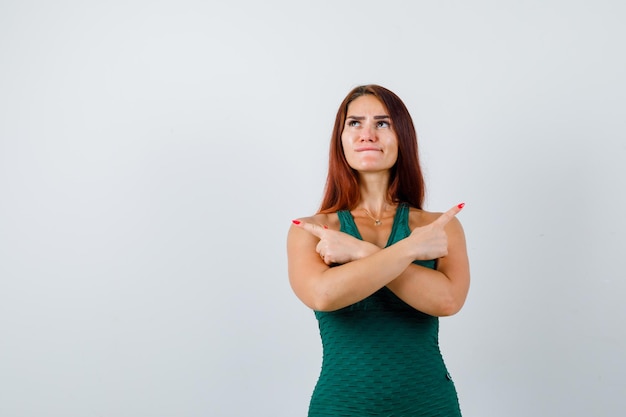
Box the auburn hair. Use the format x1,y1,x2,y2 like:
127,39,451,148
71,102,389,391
318,85,426,213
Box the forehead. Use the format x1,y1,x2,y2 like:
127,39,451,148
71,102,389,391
346,95,388,115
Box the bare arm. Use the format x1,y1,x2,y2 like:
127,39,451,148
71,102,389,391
386,216,470,316
287,205,464,312
287,221,418,311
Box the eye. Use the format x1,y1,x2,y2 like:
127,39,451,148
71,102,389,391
376,120,390,128
347,120,360,127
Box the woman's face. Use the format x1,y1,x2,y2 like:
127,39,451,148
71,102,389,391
341,95,398,174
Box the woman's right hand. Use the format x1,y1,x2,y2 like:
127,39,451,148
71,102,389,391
292,220,379,265
408,203,465,260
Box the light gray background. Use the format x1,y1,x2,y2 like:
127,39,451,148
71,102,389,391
1,1,625,416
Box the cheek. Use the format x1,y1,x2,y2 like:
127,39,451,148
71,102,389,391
388,141,399,162
340,136,359,167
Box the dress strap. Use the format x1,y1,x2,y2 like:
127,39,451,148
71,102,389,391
386,203,411,246
337,210,362,239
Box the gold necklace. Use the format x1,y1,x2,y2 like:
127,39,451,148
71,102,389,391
363,208,384,226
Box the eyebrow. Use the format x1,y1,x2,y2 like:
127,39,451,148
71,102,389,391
346,115,391,120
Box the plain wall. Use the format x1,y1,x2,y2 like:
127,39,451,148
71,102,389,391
1,1,625,416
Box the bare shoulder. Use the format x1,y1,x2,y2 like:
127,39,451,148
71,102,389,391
408,206,464,229
287,212,340,260
407,207,440,227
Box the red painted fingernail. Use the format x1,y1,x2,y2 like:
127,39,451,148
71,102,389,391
292,220,301,225
323,225,328,229
457,203,465,209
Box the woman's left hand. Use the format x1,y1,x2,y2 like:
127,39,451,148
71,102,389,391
293,221,379,265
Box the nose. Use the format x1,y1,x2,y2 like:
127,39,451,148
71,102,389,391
359,123,376,142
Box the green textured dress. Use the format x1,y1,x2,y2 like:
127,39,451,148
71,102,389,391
308,203,462,417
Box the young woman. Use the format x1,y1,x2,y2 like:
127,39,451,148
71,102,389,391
287,85,470,416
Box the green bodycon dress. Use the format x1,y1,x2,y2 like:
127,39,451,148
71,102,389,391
308,203,462,417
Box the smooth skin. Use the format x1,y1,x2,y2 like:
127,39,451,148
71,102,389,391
287,95,470,316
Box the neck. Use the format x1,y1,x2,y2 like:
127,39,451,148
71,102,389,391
357,172,391,214
359,198,390,216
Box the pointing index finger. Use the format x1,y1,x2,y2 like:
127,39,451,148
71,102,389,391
292,219,326,238
432,202,465,227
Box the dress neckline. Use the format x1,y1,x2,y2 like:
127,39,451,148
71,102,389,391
339,203,408,248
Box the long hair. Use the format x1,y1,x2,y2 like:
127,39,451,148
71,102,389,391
318,85,426,213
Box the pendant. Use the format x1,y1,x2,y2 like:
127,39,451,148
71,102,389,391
374,220,382,226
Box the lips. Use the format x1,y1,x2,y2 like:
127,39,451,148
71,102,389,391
355,147,382,152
